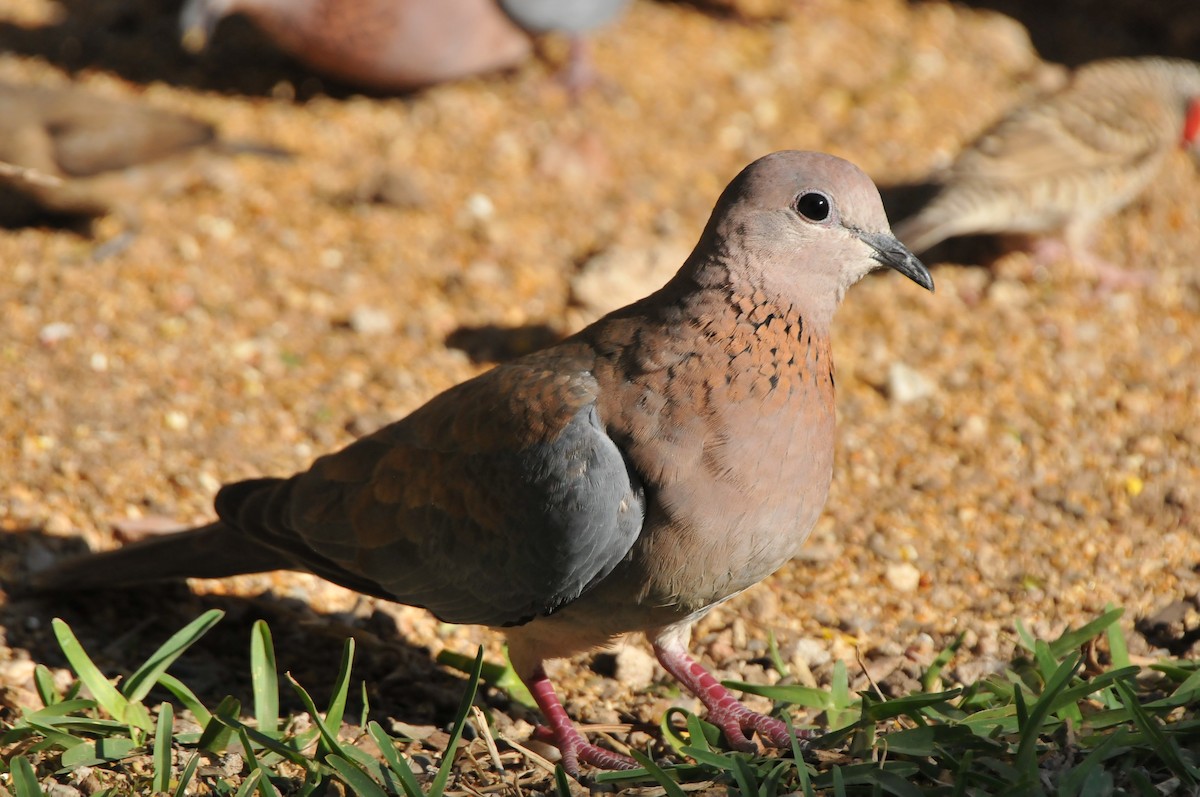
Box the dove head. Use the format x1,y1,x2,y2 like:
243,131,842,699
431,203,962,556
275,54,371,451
688,151,932,322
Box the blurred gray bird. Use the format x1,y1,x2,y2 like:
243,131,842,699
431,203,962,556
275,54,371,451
179,0,631,92
894,57,1200,286
34,151,932,774
499,0,629,91
180,0,531,91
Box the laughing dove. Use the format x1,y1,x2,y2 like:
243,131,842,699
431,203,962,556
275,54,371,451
0,81,284,238
0,81,215,224
180,0,536,92
34,150,933,774
179,0,634,93
894,57,1200,285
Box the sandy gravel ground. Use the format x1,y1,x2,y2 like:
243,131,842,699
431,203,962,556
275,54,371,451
1,0,1198,790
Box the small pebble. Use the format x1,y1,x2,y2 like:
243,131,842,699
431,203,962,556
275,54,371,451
885,562,922,593
886,362,935,404
38,322,75,345
349,306,396,336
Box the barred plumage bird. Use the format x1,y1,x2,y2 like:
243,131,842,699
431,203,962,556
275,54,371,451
895,57,1200,283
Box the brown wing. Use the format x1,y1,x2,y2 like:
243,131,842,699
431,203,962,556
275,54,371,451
219,343,647,627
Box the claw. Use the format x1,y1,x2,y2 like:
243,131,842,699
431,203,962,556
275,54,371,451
526,666,637,776
655,640,807,752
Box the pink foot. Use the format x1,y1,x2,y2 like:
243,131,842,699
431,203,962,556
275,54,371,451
527,667,637,775
1091,261,1154,293
1029,236,1153,292
655,642,807,752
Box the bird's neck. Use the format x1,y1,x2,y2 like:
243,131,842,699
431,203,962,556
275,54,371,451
674,245,840,339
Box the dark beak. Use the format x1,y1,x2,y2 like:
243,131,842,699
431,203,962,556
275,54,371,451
859,230,934,292
179,0,218,53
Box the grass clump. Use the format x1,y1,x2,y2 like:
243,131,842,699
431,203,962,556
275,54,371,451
3,607,1200,795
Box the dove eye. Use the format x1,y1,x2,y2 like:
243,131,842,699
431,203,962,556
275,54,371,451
794,192,831,222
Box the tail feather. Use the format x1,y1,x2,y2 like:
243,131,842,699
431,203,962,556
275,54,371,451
29,521,296,593
893,211,957,255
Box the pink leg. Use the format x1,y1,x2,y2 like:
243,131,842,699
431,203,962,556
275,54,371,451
1031,234,1152,292
527,666,638,775
561,36,599,99
654,642,805,751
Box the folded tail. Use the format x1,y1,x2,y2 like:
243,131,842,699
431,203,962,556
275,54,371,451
28,520,297,593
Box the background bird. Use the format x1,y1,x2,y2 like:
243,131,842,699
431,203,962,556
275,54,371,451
499,0,630,92
0,81,215,223
0,81,285,252
179,0,630,93
180,0,532,92
34,151,933,775
894,57,1200,287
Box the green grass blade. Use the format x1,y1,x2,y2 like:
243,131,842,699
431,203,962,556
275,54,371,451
34,664,61,707
25,716,129,737
327,754,388,797
436,647,537,709
724,681,835,709
1055,727,1129,797
554,764,573,796
287,673,344,757
729,754,759,796
658,706,693,755
950,749,972,797
155,672,213,727
767,630,790,678
680,744,738,770
213,710,310,767
59,737,138,769
428,646,485,797
174,752,202,797
795,755,815,797
360,681,370,730
1158,667,1200,709
685,711,719,752
237,726,280,797
250,620,279,735
197,696,240,753
828,660,859,728
1105,610,1131,670
368,720,425,797
628,747,687,797
51,618,151,730
1014,653,1079,782
1114,678,1198,785
153,702,174,793
234,769,263,797
16,698,97,721
324,638,355,738
1047,608,1123,659
1031,640,1060,683
123,609,224,704
784,713,817,796
338,742,401,790
922,633,964,692
1015,619,1037,652
868,769,926,797
23,719,88,750
762,758,790,797
9,756,41,797
862,689,963,721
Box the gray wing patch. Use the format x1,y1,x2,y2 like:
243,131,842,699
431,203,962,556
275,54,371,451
265,402,646,628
